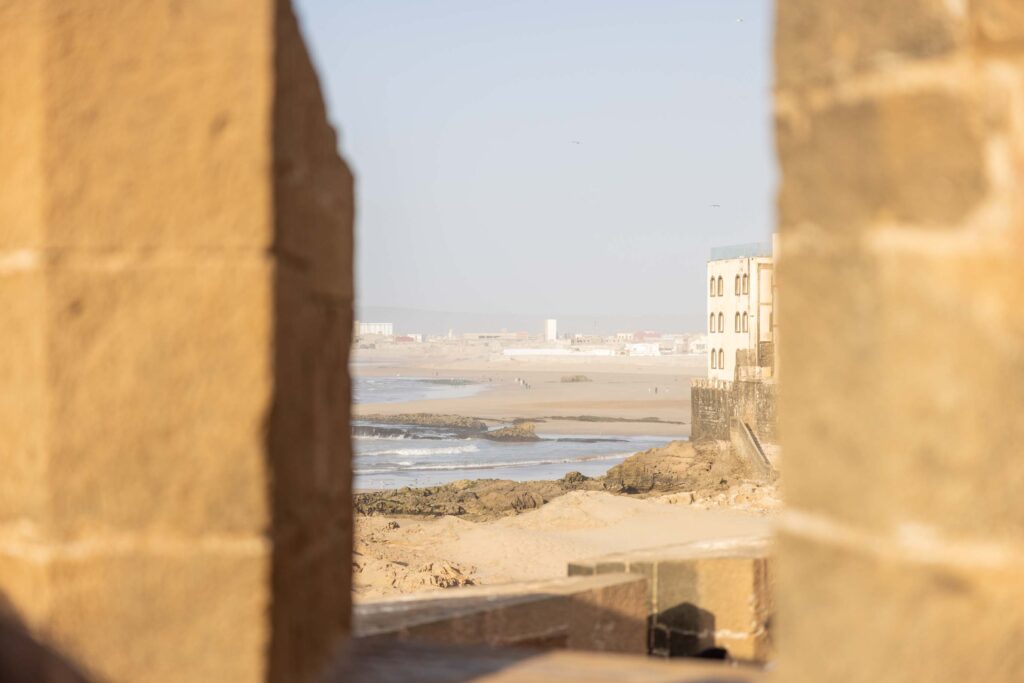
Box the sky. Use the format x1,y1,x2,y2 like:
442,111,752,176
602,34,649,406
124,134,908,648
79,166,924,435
293,0,775,332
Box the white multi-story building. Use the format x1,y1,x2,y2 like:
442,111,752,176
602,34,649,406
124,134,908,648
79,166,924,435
355,321,394,337
706,241,775,380
544,318,558,342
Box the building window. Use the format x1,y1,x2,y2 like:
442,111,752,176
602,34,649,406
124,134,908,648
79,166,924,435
711,349,717,369
742,312,749,332
709,313,715,333
742,273,749,294
717,312,724,332
717,276,723,296
735,312,741,332
735,275,741,295
718,349,725,368
710,277,716,297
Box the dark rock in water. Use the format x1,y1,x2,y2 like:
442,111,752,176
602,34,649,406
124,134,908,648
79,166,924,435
480,422,541,442
357,413,488,432
352,425,410,439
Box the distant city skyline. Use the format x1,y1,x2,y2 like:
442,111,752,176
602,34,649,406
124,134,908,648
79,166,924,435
295,0,774,330
356,305,700,338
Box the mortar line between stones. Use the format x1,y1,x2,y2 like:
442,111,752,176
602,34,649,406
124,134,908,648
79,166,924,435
780,508,1024,570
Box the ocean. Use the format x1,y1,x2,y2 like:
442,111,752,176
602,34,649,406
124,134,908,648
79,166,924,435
352,376,674,490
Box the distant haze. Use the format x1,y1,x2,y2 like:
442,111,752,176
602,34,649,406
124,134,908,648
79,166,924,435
295,0,775,332
358,306,694,338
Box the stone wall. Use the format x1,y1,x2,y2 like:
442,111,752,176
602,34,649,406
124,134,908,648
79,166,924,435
775,1,1024,680
0,2,353,681
690,379,777,445
569,539,774,663
689,379,733,442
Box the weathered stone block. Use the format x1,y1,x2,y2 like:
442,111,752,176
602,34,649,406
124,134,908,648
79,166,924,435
779,245,1024,541
775,0,966,89
0,552,51,628
0,270,47,524
269,264,351,514
355,574,649,655
571,540,773,662
46,264,273,538
973,0,1024,44
273,4,355,301
0,2,354,681
778,91,988,232
0,1,43,249
46,550,269,683
270,532,351,683
777,531,1024,682
43,1,273,249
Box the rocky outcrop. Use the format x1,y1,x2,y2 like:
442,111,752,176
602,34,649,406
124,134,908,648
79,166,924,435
358,413,488,432
354,475,602,521
354,441,760,519
602,440,750,495
480,422,541,442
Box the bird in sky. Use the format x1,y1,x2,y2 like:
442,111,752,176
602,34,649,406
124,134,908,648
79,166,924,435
571,140,581,145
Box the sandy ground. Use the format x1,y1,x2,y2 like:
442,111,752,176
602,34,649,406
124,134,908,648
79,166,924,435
350,344,775,599
354,490,775,599
352,345,705,437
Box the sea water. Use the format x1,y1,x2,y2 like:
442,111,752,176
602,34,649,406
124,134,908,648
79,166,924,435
353,376,485,404
351,376,674,489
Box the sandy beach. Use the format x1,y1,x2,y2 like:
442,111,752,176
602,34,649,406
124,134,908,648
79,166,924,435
354,490,775,598
352,345,705,437
350,344,778,599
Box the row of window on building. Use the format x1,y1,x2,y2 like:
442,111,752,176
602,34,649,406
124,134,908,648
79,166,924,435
708,312,749,333
709,274,749,297
709,348,726,369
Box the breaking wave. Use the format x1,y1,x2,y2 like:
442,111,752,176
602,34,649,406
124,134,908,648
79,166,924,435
355,451,633,474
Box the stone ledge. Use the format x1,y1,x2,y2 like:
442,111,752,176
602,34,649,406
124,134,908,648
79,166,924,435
326,639,765,683
568,538,773,662
355,574,649,654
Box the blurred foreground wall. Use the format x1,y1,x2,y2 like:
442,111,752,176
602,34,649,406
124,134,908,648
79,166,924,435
0,1,354,681
775,1,1024,680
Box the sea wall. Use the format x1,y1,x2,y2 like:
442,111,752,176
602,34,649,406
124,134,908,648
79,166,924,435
690,378,777,445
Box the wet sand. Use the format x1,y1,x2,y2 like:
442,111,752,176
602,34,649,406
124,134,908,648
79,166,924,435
352,345,705,437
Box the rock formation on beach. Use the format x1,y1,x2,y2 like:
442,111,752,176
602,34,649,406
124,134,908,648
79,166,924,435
480,422,541,442
354,440,771,521
358,413,488,432
355,472,600,520
603,439,749,495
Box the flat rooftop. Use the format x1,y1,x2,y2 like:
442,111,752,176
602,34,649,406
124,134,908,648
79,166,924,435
710,242,772,261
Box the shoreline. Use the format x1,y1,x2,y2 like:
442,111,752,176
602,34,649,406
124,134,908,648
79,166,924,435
351,351,700,438
347,348,775,599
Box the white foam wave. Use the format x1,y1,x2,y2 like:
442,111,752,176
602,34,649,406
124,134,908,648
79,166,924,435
365,444,481,457
374,452,633,473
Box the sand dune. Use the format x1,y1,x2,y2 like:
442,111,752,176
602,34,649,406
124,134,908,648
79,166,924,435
354,490,775,598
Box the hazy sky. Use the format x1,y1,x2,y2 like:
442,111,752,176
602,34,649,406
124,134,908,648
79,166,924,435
294,0,774,329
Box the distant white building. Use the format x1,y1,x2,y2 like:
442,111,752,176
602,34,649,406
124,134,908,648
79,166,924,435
355,321,393,337
706,241,775,381
688,335,709,354
504,347,615,357
544,319,558,342
625,342,661,357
